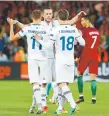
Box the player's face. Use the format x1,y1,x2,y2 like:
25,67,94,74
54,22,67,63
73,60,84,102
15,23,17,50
81,18,90,27
43,9,53,22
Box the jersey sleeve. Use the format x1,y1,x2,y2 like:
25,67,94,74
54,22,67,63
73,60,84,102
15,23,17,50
75,28,85,46
80,28,86,40
74,27,81,38
18,26,28,37
53,20,59,27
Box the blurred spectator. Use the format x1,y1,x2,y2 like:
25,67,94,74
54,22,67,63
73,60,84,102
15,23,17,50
0,51,8,62
106,35,109,61
0,27,5,51
93,3,104,29
14,47,26,62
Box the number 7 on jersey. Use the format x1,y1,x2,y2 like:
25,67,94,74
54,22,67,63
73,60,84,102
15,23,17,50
91,36,97,48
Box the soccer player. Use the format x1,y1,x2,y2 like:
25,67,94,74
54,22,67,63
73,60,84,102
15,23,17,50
34,9,85,115
40,7,57,109
75,15,100,104
7,10,47,114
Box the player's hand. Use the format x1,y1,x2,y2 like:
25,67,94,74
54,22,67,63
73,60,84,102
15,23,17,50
12,19,18,24
80,11,87,16
78,11,87,18
7,18,15,25
34,33,41,40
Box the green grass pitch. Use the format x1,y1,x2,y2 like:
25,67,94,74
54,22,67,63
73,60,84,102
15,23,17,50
0,81,109,116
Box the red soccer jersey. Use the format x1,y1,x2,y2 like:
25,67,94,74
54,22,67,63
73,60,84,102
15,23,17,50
78,27,100,74
81,27,100,58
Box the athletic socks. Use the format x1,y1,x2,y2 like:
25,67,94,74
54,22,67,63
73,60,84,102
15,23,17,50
33,85,42,110
91,80,97,97
77,76,83,94
30,94,36,109
52,83,58,102
61,85,76,108
57,86,63,110
29,94,36,113
60,95,66,109
41,87,47,106
46,83,52,97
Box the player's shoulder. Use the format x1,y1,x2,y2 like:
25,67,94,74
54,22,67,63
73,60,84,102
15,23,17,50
41,21,45,25
23,23,33,30
70,25,80,34
87,27,100,35
52,20,59,24
70,25,78,30
28,23,42,29
87,27,98,31
51,26,58,32
52,20,59,27
21,25,30,33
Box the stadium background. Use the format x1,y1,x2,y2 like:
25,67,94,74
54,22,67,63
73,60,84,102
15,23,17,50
0,1,109,116
0,1,109,81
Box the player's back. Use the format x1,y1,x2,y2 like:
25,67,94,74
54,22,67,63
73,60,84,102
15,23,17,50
81,27,100,56
19,23,47,60
55,25,80,65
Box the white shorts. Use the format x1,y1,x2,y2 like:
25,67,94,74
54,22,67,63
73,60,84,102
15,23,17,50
42,58,56,83
28,59,46,84
56,62,74,84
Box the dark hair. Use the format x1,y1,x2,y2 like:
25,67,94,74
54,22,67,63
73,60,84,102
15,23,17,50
58,9,69,21
82,14,92,22
31,9,41,20
43,6,52,12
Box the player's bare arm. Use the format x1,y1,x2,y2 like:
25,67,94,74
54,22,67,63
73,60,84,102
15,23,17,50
67,11,86,25
7,17,27,29
7,18,21,41
15,20,28,29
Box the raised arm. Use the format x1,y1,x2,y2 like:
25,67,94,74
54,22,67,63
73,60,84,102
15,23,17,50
7,18,21,41
67,11,86,25
7,17,27,29
15,20,27,29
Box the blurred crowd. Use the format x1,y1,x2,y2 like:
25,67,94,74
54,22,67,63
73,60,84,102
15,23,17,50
0,1,109,62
